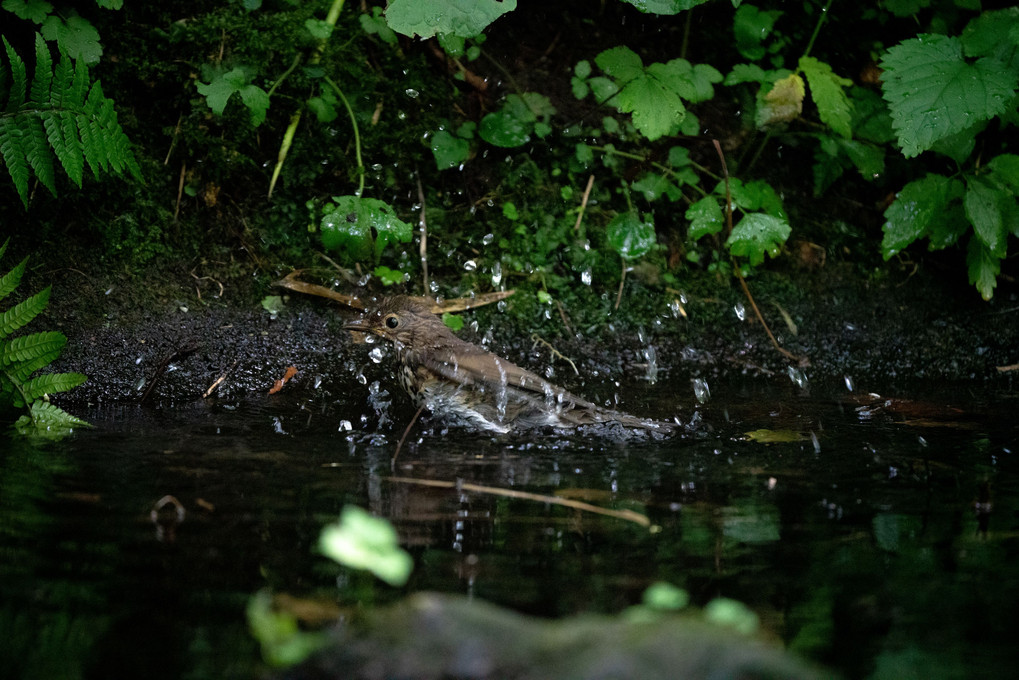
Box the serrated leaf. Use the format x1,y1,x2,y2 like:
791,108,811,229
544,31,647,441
850,86,896,144
838,139,885,180
880,34,1019,158
0,285,50,338
607,212,656,260
734,5,782,61
725,63,768,86
631,172,676,202
238,85,270,127
987,154,1019,192
799,57,853,138
29,32,53,106
619,0,711,14
0,117,31,207
726,213,790,266
965,177,1008,256
0,256,28,303
721,178,787,219
617,75,686,141
3,0,55,24
961,8,1019,59
385,0,517,39
881,174,965,258
3,36,27,112
686,196,724,241
15,400,90,436
595,46,645,83
17,371,86,405
756,74,804,128
966,235,1000,300
41,14,102,65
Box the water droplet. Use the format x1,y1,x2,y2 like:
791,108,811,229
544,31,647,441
692,378,710,403
787,366,808,389
405,88,419,98
491,261,502,286
734,302,746,321
844,375,854,391
464,260,477,271
482,233,495,245
581,269,592,285
338,420,352,432
369,347,385,363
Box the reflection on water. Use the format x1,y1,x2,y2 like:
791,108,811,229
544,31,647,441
1,378,1017,679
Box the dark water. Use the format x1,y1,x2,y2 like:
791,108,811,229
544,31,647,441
2,375,1018,679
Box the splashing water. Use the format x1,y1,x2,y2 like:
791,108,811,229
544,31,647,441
692,378,710,404
787,366,808,389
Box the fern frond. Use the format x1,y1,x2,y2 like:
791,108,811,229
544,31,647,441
50,55,73,109
15,401,91,435
15,372,87,407
1,331,67,383
0,255,29,303
25,114,57,196
41,110,84,186
2,37,26,114
29,33,53,107
0,117,32,207
0,286,51,339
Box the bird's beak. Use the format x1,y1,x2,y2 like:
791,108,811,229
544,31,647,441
342,316,369,331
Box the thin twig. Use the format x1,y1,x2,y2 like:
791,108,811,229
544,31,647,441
554,299,576,337
393,404,425,470
712,139,805,365
531,334,579,376
385,476,652,528
573,174,595,232
173,161,186,222
614,259,627,310
417,173,429,294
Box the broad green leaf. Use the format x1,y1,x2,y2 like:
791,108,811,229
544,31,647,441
961,8,1019,59
966,235,1000,300
0,256,28,303
733,4,782,61
307,96,338,123
881,174,965,258
686,196,724,241
41,14,101,65
385,0,517,39
619,0,711,14
478,93,554,148
616,75,685,140
320,196,412,262
441,312,464,331
725,63,768,86
607,212,656,260
360,8,398,45
574,60,592,80
648,59,722,103
319,506,413,586
880,34,1019,158
882,0,931,18
374,266,405,286
721,178,786,219
595,46,645,84
850,86,896,144
987,154,1019,192
631,172,677,202
756,74,804,128
3,0,55,25
197,68,269,126
726,213,790,266
799,57,853,138
964,177,1008,256
431,129,470,169
0,286,50,338
839,139,885,180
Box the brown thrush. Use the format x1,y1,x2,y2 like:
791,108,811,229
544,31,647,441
344,295,673,434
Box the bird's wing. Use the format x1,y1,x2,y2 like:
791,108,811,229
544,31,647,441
408,341,600,411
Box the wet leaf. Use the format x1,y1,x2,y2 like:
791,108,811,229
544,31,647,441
431,129,470,169
799,56,853,138
385,0,517,39
745,428,807,443
686,196,724,241
320,196,412,262
607,212,656,260
319,505,413,586
726,213,790,266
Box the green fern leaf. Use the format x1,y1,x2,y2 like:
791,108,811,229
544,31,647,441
0,255,29,303
29,33,53,106
41,110,84,187
69,57,90,108
0,237,7,259
15,401,91,436
0,286,51,338
1,331,67,383
16,372,87,406
0,117,31,208
24,114,57,196
2,37,27,113
50,55,74,108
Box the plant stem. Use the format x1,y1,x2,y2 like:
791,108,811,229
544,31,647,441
325,76,365,197
801,0,835,61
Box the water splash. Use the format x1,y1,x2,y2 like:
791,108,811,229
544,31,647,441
642,345,658,384
734,302,746,321
692,378,710,404
787,366,808,389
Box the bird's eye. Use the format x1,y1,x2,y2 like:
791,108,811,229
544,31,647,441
384,314,400,329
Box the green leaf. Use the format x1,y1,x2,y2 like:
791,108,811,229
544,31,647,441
961,8,1019,59
441,312,464,331
431,129,470,169
616,75,685,140
619,0,711,13
595,46,645,83
704,598,760,635
756,73,804,128
607,212,656,260
385,0,517,39
965,177,1009,256
1,331,66,382
0,256,28,303
3,0,55,24
799,57,853,138
478,93,555,148
40,14,102,65
196,68,269,126
632,172,678,202
686,196,724,241
726,213,790,266
849,86,896,144
881,174,965,258
16,371,86,405
359,7,398,45
319,506,413,586
838,139,885,180
725,63,768,86
14,400,90,437
733,4,782,61
304,18,334,41
373,266,405,286
574,60,592,80
987,154,1019,192
642,582,690,611
320,196,412,262
966,235,1000,300
880,34,1019,158
0,286,50,338
723,178,786,219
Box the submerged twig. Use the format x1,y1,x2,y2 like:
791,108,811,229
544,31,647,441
385,476,652,528
140,343,199,404
393,404,426,470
